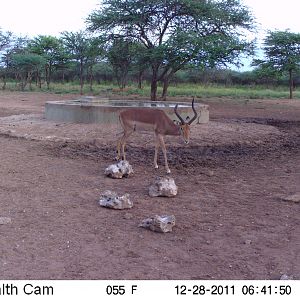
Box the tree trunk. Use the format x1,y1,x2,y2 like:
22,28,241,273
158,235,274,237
2,75,7,90
289,69,293,99
28,71,33,91
80,59,84,95
36,69,42,89
89,65,93,92
45,65,50,90
161,69,177,101
150,78,158,101
20,73,27,91
48,64,52,89
138,70,143,89
62,68,65,84
161,76,170,101
150,65,159,101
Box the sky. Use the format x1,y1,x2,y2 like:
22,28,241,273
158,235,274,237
0,0,100,37
0,0,299,38
0,0,299,70
243,0,300,34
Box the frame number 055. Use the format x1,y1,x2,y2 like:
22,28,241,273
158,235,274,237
105,285,138,296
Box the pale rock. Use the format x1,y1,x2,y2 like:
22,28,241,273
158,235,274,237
99,190,133,209
123,213,134,220
0,217,12,225
148,177,178,197
105,160,133,179
139,215,176,233
281,193,300,203
280,274,294,280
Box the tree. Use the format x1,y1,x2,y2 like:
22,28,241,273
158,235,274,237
61,31,102,94
54,41,72,84
161,31,254,99
0,35,29,90
61,31,90,94
253,30,300,99
0,29,13,89
131,42,150,89
107,38,135,89
28,35,62,89
0,29,12,51
85,37,104,91
87,0,255,100
11,53,46,91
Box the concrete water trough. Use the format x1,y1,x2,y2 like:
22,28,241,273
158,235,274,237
45,97,209,124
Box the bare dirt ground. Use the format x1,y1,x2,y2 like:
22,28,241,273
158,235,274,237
0,91,299,280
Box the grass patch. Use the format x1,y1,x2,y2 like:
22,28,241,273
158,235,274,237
1,81,300,99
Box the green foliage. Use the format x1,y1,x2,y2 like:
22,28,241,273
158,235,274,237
10,52,46,90
252,30,300,98
264,31,300,72
107,38,135,88
28,35,63,88
61,31,104,93
0,29,12,51
87,0,256,100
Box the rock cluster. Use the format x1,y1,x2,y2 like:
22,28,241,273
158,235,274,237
103,162,178,233
148,177,178,197
105,160,133,179
99,190,133,210
139,215,176,233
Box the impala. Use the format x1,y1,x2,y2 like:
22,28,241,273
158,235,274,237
116,98,198,174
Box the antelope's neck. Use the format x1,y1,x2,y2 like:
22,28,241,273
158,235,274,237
164,123,181,136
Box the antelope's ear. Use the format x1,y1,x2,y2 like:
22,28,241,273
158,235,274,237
173,119,180,125
185,116,190,122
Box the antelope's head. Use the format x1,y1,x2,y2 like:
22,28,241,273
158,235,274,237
174,98,198,144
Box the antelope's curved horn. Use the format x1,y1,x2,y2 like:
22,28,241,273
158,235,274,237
188,97,198,125
174,104,185,124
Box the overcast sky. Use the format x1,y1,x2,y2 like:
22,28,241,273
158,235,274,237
0,0,299,70
0,0,299,37
0,0,99,36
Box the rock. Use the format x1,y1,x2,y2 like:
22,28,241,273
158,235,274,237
201,169,214,177
148,177,178,197
280,274,294,280
281,193,300,203
123,213,134,220
105,160,133,179
139,215,176,233
244,239,252,245
0,217,12,225
99,190,133,209
207,170,214,177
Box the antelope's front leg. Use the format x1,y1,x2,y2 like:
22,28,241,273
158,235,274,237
157,134,171,174
116,139,121,160
116,133,126,161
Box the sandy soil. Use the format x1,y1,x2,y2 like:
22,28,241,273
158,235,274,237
0,91,299,280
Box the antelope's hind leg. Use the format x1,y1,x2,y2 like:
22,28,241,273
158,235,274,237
154,134,160,169
116,128,134,161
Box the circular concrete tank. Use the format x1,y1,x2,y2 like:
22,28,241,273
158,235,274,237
45,97,209,124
